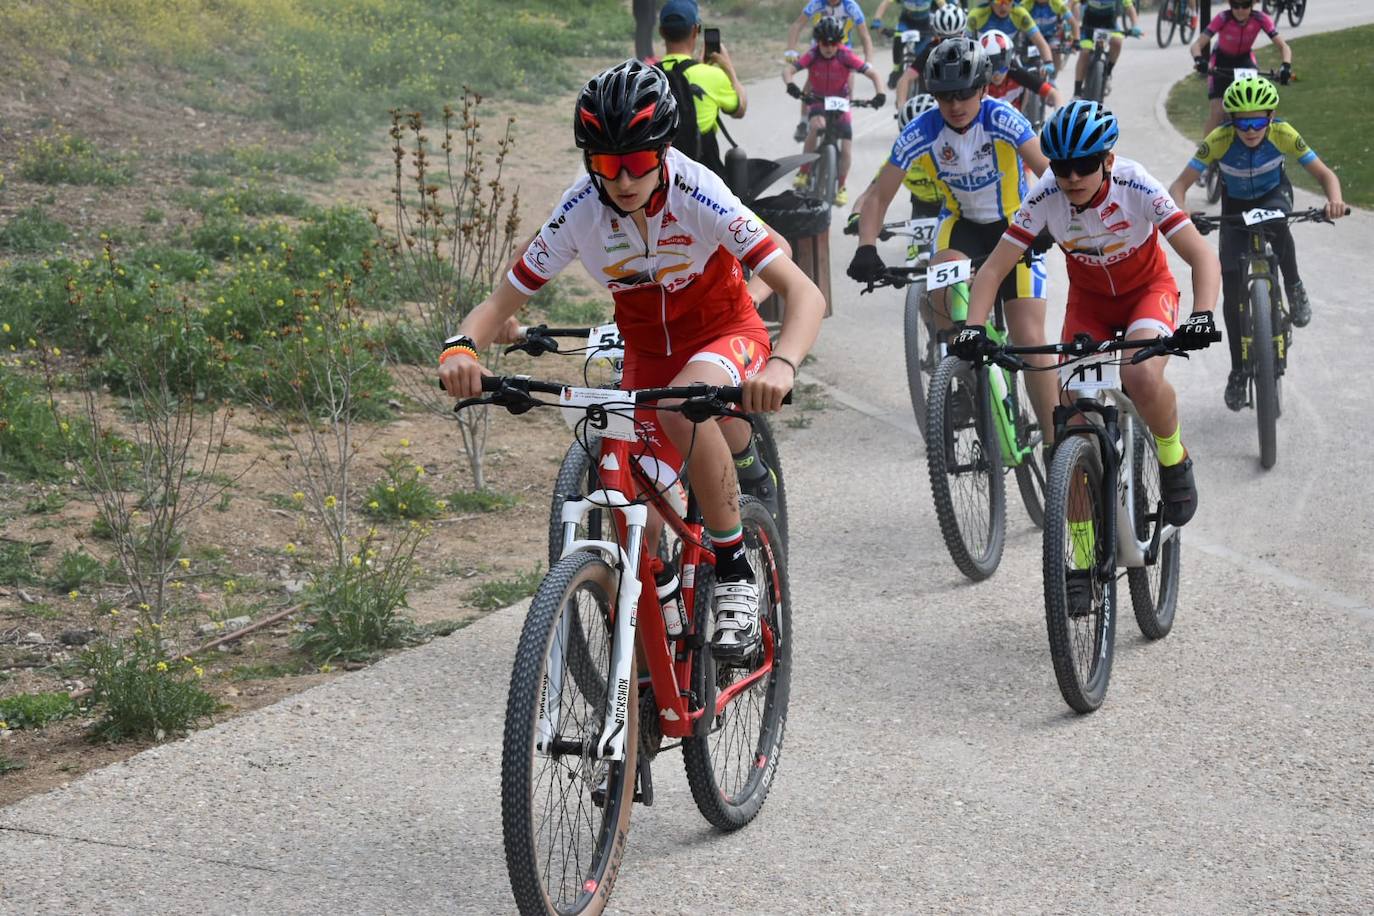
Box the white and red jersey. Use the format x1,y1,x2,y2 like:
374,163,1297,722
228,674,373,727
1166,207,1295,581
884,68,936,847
508,149,781,358
1003,156,1191,297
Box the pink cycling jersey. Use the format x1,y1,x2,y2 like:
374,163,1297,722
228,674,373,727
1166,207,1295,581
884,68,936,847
795,45,869,99
1205,10,1278,63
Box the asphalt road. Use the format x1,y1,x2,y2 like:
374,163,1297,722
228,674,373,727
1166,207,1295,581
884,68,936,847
3,4,1373,913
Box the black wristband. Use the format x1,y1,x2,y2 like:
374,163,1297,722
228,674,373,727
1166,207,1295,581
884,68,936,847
767,354,799,376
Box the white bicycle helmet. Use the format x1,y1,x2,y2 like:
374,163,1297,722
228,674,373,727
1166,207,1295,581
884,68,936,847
899,93,938,127
978,30,1014,72
931,5,968,38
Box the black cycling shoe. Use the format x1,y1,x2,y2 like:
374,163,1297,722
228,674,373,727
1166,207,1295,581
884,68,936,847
1065,571,1094,619
1159,454,1198,527
887,67,900,90
1287,282,1311,328
741,468,781,527
793,120,808,143
1224,370,1248,412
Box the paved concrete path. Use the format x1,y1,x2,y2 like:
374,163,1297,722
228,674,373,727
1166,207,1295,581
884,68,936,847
4,4,1373,913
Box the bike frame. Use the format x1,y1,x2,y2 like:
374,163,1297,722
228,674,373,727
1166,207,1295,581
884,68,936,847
1233,226,1288,375
547,433,780,759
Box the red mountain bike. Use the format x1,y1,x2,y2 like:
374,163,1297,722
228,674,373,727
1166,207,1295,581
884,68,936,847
458,376,791,916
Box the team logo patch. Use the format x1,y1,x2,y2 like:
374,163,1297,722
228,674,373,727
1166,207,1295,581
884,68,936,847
729,336,757,369
659,233,695,247
939,143,957,163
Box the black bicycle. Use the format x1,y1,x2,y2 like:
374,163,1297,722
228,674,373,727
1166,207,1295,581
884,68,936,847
1261,0,1306,27
1192,207,1343,469
787,89,882,205
985,313,1221,712
861,256,1047,581
1079,26,1139,102
1156,0,1197,48
506,324,789,562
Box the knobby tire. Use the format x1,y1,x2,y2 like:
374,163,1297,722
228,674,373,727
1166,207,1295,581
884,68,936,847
927,355,1006,581
1043,435,1115,714
903,282,932,442
1250,279,1280,469
502,551,638,916
1126,422,1180,639
683,497,792,830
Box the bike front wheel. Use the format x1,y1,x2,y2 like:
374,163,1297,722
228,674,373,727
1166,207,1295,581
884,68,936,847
1043,434,1116,714
1287,0,1305,27
927,355,1006,581
816,142,838,205
1083,56,1106,102
502,551,638,916
750,412,790,549
1250,279,1280,469
683,497,792,830
1179,0,1198,41
902,281,933,441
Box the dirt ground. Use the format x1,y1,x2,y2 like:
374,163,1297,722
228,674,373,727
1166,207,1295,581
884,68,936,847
0,24,803,806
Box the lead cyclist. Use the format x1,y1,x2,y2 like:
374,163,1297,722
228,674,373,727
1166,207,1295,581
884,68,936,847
1072,0,1142,97
439,61,826,660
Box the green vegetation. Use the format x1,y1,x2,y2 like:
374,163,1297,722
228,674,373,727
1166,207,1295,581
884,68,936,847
363,451,441,520
1166,23,1374,207
468,565,542,612
0,691,78,730
295,533,422,663
84,633,218,742
0,207,71,253
0,366,92,481
47,549,106,592
445,488,518,514
0,539,46,586
16,132,134,186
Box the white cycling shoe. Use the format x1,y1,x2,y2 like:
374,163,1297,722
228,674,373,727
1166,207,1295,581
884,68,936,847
709,577,761,661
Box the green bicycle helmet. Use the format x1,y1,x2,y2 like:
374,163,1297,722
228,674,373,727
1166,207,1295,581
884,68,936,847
1224,76,1280,113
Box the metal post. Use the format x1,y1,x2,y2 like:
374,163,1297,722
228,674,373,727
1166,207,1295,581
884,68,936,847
634,0,657,60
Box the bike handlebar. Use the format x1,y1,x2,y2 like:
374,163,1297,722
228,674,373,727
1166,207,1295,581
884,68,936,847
1190,207,1346,235
456,375,791,417
984,321,1220,373
794,90,884,109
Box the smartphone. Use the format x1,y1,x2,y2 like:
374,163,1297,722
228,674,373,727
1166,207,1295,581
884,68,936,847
704,27,721,57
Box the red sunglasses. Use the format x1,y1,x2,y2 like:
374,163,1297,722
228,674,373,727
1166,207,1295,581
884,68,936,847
586,148,664,181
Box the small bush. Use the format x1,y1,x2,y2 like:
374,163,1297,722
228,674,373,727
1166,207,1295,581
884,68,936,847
0,539,46,586
468,566,542,612
363,451,439,520
83,633,217,742
48,548,106,592
531,281,609,327
0,365,91,481
17,132,134,186
0,755,22,774
0,206,71,253
142,207,165,224
295,535,420,663
445,488,517,513
0,691,77,730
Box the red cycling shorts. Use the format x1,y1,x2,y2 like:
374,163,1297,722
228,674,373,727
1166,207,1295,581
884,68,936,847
1061,277,1181,344
621,326,771,478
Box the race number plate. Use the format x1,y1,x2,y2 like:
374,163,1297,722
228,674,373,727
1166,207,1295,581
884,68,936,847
559,387,637,442
1061,353,1120,394
586,322,624,360
1093,28,1112,43
1025,44,1041,59
907,218,938,246
926,258,971,291
824,96,851,112
1242,208,1285,226
901,29,921,45
1232,67,1259,81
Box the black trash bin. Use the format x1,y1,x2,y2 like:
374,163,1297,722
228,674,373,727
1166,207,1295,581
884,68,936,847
750,191,833,322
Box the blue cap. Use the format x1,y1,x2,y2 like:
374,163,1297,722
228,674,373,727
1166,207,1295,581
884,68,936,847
659,0,700,27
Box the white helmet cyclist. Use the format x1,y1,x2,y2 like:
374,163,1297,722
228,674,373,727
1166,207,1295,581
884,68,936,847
898,93,938,127
931,5,968,38
978,30,1014,73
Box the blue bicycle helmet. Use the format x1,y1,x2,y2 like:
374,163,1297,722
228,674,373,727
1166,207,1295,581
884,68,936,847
1039,100,1119,160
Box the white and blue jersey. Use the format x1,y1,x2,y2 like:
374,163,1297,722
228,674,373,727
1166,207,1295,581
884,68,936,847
803,0,867,47
889,98,1036,223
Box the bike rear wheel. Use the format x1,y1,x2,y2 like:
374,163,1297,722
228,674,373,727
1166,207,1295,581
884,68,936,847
927,355,1006,581
1155,2,1177,47
902,281,933,441
1205,162,1223,205
503,551,638,915
683,497,792,830
1250,278,1280,469
1126,422,1180,639
548,435,604,568
1179,0,1198,41
1009,369,1046,528
1043,434,1116,714
1288,0,1306,27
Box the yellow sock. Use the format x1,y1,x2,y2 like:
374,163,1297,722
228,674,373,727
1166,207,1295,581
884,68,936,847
1069,520,1095,570
1154,424,1185,468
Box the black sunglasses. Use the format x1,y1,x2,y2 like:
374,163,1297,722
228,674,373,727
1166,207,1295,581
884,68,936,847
932,87,981,103
1230,0,1253,8
1048,153,1106,178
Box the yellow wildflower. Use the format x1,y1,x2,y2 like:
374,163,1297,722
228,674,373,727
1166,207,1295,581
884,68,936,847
285,543,297,554
155,661,168,672
179,558,191,569
292,491,305,502
324,495,337,509
68,589,79,599
193,666,205,678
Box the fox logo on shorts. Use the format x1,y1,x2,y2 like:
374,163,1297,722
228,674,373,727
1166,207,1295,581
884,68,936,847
730,336,757,369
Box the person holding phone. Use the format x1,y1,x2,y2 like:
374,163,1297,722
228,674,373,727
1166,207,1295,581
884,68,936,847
658,0,748,176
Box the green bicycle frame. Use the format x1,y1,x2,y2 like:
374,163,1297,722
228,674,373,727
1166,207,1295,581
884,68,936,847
949,280,1035,468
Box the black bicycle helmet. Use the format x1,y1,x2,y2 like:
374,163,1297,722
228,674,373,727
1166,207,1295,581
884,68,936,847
573,59,678,154
923,36,990,93
813,17,845,45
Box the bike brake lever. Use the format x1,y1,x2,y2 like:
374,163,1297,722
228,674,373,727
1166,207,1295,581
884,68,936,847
453,395,492,412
